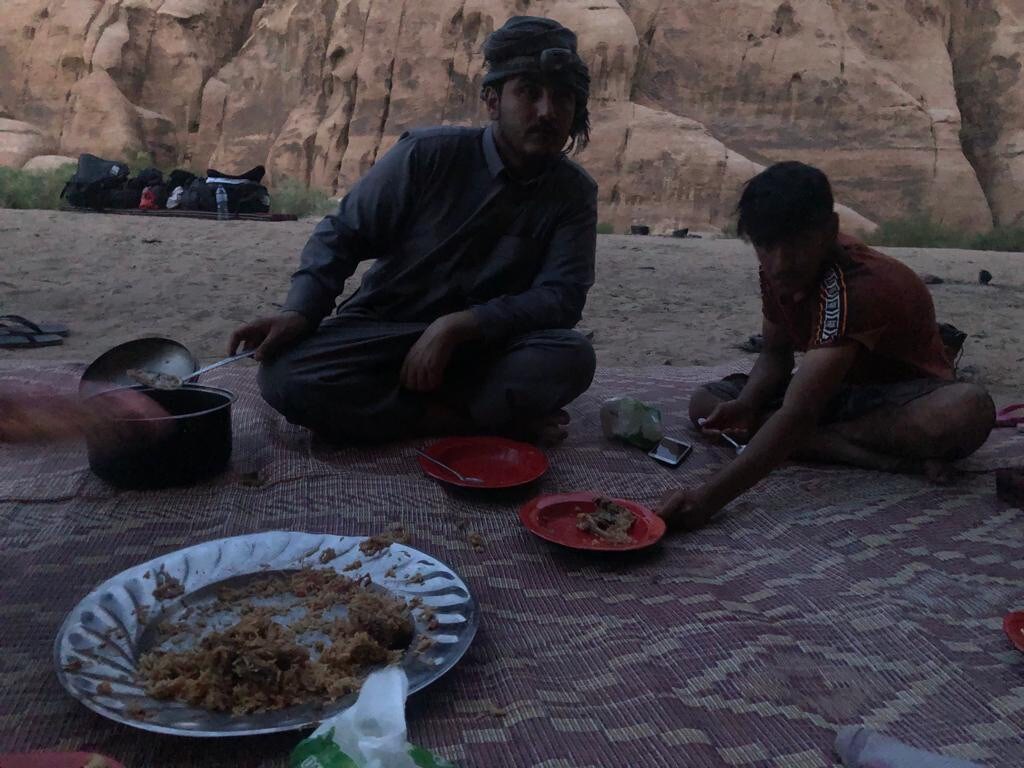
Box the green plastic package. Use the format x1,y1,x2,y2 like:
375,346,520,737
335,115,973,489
289,668,455,768
600,397,664,450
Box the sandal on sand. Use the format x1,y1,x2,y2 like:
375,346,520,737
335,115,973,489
0,314,70,337
735,334,764,354
996,403,1024,428
0,332,64,348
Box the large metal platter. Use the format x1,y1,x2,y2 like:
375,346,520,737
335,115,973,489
53,532,478,737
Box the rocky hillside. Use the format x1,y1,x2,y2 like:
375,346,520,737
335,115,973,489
1,1,1021,233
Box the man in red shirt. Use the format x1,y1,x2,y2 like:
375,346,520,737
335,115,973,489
659,162,995,531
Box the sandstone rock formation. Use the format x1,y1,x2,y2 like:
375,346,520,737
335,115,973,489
21,154,76,172
948,0,1024,228
0,118,52,169
0,1,1020,231
621,0,997,230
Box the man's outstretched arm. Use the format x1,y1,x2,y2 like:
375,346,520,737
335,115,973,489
660,342,859,530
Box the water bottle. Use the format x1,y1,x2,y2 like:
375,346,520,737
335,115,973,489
216,185,229,220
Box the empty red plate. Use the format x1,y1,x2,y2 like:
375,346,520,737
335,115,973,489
519,492,666,551
418,436,548,489
1004,611,1024,653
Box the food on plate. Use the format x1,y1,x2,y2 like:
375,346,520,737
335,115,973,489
359,525,410,556
576,496,635,544
137,568,413,714
152,568,185,600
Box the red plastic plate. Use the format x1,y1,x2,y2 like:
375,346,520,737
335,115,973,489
418,436,548,489
0,754,124,768
519,492,666,551
1003,611,1024,653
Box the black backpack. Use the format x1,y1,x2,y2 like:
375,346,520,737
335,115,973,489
206,165,271,214
61,154,130,209
113,167,167,210
181,178,216,212
167,169,197,191
205,180,272,214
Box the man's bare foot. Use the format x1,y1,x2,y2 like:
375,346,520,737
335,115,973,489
795,428,960,484
417,401,476,437
512,410,571,446
418,401,572,446
922,458,958,485
889,456,959,484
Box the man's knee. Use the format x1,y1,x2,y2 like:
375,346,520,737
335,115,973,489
520,328,596,392
257,355,305,422
929,383,995,458
560,330,597,393
469,329,595,427
257,350,343,426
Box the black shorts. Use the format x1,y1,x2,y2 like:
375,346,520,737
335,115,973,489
702,373,954,424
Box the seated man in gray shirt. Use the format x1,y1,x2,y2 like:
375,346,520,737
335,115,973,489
229,16,598,444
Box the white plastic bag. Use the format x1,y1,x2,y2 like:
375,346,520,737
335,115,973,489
836,726,983,768
165,185,184,209
290,668,453,768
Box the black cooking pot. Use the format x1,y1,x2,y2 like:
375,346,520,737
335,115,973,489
85,384,236,489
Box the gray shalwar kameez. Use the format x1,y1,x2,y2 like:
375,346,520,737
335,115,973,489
258,125,598,442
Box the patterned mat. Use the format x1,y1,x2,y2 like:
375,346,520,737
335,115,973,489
1,361,1022,768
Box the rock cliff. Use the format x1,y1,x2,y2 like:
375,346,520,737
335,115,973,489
1,1,1020,231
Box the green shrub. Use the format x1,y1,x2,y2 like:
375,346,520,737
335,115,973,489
272,177,337,218
869,215,1024,252
867,216,969,249
596,221,615,235
0,164,76,210
969,226,1024,253
128,150,165,174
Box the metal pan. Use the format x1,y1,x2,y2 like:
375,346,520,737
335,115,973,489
79,337,196,399
84,384,235,489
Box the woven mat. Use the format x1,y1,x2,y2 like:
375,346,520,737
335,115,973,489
1,361,1022,768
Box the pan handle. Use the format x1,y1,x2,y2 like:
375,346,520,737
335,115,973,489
185,349,257,382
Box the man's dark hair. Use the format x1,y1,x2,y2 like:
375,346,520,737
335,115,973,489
480,16,591,154
736,162,834,247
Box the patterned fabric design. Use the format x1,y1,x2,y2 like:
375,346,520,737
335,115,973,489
816,264,848,346
1,361,1022,768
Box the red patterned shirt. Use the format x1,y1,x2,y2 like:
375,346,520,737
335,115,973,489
761,235,954,385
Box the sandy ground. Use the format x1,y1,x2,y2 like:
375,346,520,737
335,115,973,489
1,209,1021,400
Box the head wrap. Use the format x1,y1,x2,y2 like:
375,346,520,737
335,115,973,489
481,16,591,104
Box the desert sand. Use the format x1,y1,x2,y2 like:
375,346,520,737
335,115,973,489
1,209,1021,401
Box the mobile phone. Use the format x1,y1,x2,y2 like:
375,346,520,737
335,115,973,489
648,437,693,467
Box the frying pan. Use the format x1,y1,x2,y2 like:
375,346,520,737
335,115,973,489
79,337,196,399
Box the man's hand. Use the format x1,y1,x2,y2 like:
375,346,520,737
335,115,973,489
701,399,757,440
400,318,459,392
656,486,720,532
0,388,169,445
400,311,480,393
228,311,310,362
